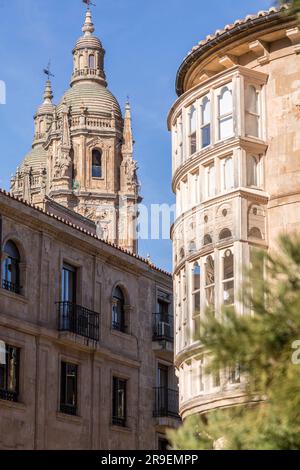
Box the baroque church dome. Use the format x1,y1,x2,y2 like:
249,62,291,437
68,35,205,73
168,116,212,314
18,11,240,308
57,9,121,118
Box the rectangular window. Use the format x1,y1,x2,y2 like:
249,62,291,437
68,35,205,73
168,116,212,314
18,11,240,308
205,256,215,310
223,249,234,305
112,377,127,427
201,95,211,148
176,115,183,166
60,361,78,416
218,85,234,140
245,85,260,138
229,363,241,384
0,342,20,402
61,263,77,303
191,263,201,337
188,105,197,155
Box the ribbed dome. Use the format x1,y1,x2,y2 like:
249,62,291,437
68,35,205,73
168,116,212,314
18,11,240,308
20,145,48,172
57,81,121,116
74,35,102,50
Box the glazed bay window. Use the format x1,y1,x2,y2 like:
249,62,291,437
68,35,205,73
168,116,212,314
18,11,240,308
245,85,260,138
188,104,197,155
112,377,127,427
218,85,233,141
223,249,234,305
191,262,201,335
205,255,215,309
60,361,78,416
0,342,20,402
201,95,211,148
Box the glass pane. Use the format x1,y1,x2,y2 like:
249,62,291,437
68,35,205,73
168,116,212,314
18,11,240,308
206,257,215,285
219,88,233,115
224,158,234,190
247,156,258,186
205,286,215,306
202,97,210,124
224,252,234,280
190,106,196,133
224,280,234,305
208,166,215,197
220,116,233,140
193,264,200,291
245,86,258,114
246,114,259,137
202,125,211,148
62,266,76,303
193,292,200,316
190,132,197,155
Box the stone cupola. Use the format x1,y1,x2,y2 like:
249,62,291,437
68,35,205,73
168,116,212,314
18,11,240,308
71,10,107,87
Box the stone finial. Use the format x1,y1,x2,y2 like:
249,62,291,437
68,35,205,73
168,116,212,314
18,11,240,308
122,99,134,156
43,80,53,103
82,9,95,36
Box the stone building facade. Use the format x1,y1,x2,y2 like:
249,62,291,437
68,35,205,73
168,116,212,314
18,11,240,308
168,5,300,419
0,9,178,450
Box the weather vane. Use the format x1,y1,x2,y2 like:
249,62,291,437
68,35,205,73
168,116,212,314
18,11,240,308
83,0,96,9
43,61,54,79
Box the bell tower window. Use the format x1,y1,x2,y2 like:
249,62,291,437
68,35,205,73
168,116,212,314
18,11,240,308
92,149,102,178
89,54,95,69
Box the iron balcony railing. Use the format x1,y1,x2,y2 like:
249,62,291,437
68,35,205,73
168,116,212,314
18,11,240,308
0,389,18,403
60,403,77,416
2,279,21,295
152,314,174,342
153,387,180,419
57,301,100,342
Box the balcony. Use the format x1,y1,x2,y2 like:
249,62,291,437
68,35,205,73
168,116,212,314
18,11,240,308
152,314,174,343
2,279,21,295
0,389,18,403
57,301,100,342
153,387,180,419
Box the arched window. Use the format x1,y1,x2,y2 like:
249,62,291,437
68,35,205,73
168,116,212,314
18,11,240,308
189,105,197,155
245,85,260,137
219,228,232,241
39,119,44,134
192,262,201,335
201,96,211,148
223,157,234,191
218,86,233,140
205,256,215,308
176,115,183,166
207,164,216,198
247,155,259,187
249,227,263,239
203,234,212,246
112,287,126,332
2,241,21,294
179,247,185,260
223,249,234,305
79,54,85,69
89,54,95,69
92,149,102,178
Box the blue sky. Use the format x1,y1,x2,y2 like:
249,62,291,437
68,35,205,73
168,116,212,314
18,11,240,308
0,0,272,272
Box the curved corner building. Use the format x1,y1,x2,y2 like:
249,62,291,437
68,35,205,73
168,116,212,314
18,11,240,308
168,5,300,418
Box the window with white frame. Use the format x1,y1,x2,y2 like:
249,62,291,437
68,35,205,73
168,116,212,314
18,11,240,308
207,163,216,198
205,255,215,309
191,262,201,336
245,85,260,138
201,95,211,148
188,105,197,155
176,115,183,167
247,155,259,187
223,156,234,191
223,249,234,305
218,85,234,140
229,363,241,384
